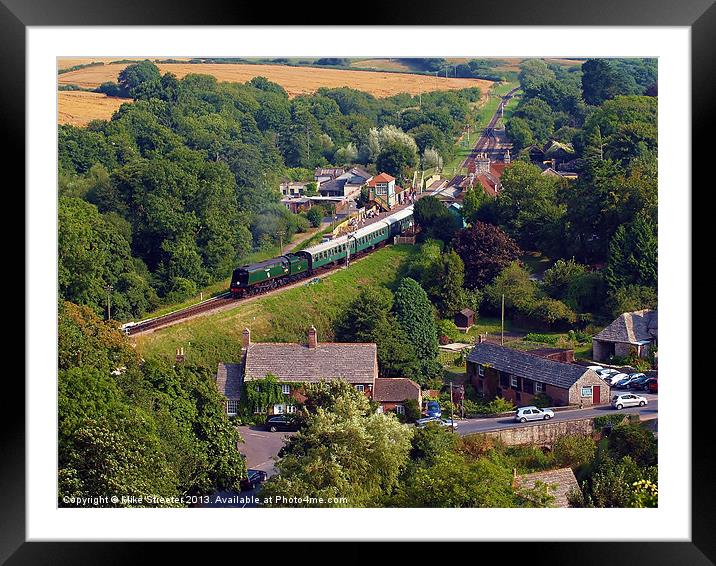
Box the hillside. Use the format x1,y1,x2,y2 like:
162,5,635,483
134,244,418,368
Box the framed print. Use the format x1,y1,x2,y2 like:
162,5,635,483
5,0,713,561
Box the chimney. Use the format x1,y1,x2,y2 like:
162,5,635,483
551,158,556,170
308,326,318,349
242,328,251,349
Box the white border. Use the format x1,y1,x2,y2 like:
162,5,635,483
28,26,691,541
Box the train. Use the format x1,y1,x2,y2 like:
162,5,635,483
229,205,415,298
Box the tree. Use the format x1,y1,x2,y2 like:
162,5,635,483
553,434,597,469
542,259,588,300
604,214,658,293
452,222,522,289
582,59,621,105
413,196,459,243
607,285,657,317
117,60,162,99
484,261,538,314
261,380,413,507
376,141,417,181
393,278,439,362
306,207,322,227
435,250,467,317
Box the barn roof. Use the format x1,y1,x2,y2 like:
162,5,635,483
216,362,244,400
244,342,377,383
593,309,658,344
373,378,421,403
467,342,593,389
515,467,580,508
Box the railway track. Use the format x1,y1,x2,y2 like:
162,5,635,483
123,293,235,335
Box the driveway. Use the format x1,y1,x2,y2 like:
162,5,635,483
237,425,294,475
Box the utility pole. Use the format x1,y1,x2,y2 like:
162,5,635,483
450,381,455,432
277,231,284,254
501,293,505,346
104,284,113,321
306,124,310,161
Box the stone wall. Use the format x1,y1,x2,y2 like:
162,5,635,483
476,418,595,447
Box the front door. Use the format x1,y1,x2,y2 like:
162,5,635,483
592,385,601,405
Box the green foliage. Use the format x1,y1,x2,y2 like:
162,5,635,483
437,319,462,342
393,278,439,362
524,333,559,344
241,374,288,415
306,207,323,227
607,285,657,318
605,214,658,293
261,380,413,507
553,434,597,469
401,398,422,423
484,262,538,314
58,304,245,505
413,196,459,244
452,222,522,289
608,423,658,467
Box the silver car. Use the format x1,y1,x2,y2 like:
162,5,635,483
514,406,554,423
611,394,648,409
416,417,458,429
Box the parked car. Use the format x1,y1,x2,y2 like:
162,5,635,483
615,375,644,389
587,365,604,373
240,469,268,491
647,378,658,393
597,368,620,380
605,372,630,386
626,374,650,389
514,406,555,423
611,393,648,409
265,414,299,432
416,416,457,429
426,401,442,418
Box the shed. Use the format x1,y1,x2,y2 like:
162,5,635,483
454,308,475,329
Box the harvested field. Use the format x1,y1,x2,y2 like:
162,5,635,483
350,58,415,72
58,91,128,126
57,61,493,98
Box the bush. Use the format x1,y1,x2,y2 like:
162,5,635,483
528,298,577,328
531,392,553,408
437,319,461,343
553,434,597,469
400,398,421,423
608,424,657,467
525,333,559,344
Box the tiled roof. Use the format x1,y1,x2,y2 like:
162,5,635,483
244,343,377,383
467,342,593,389
367,172,395,186
216,362,244,399
373,378,421,403
515,467,580,508
593,310,658,344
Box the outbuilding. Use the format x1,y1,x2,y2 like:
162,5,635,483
454,308,475,329
466,342,609,407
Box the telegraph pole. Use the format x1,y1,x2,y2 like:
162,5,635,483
104,284,113,321
306,124,310,161
501,293,505,346
450,381,455,432
277,231,284,254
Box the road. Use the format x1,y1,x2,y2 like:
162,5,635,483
455,393,658,436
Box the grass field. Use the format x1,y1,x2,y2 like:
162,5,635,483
134,244,418,367
57,91,129,126
58,61,493,98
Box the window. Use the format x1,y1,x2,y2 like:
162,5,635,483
581,386,593,398
395,404,405,415
478,364,484,376
274,404,285,414
355,384,365,392
286,404,297,414
226,400,239,416
282,384,291,395
510,376,519,389
535,382,544,393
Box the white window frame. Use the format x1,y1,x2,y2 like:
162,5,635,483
355,384,365,392
395,404,405,415
535,381,544,393
478,364,484,377
510,376,519,388
282,384,291,395
286,404,297,414
226,400,239,416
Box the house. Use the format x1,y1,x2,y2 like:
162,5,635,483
281,196,312,213
367,172,409,210
592,309,658,363
514,467,580,508
466,341,609,407
318,167,372,199
373,378,422,416
217,327,420,417
454,308,475,329
314,167,345,185
280,181,313,197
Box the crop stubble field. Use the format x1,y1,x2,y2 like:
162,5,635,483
57,60,493,126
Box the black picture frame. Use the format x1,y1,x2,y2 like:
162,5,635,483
5,0,711,562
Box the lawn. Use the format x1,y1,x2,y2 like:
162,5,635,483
134,244,419,368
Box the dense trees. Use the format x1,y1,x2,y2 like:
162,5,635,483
59,61,483,320
452,222,522,289
58,302,245,506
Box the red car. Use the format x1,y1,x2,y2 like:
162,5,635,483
647,378,658,393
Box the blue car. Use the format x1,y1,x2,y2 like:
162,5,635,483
426,401,441,418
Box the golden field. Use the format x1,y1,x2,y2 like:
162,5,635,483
58,91,128,127
57,61,493,98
